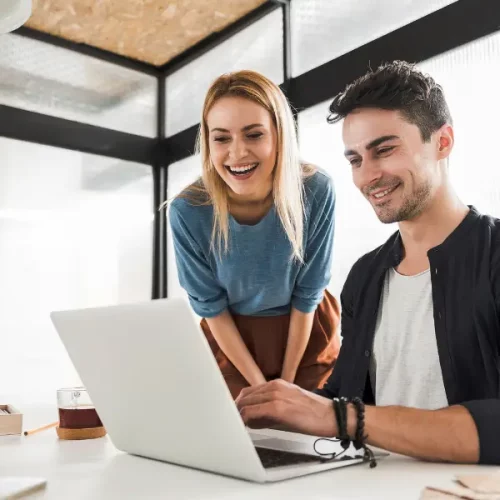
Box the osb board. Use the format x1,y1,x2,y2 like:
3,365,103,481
25,0,268,66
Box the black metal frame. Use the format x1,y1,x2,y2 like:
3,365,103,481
0,104,159,163
151,73,168,299
271,0,291,84
15,26,162,77
2,0,500,300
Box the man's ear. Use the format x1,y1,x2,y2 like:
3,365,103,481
437,124,454,161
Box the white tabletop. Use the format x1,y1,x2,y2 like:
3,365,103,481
0,405,496,499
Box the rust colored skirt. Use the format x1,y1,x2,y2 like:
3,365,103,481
200,289,341,399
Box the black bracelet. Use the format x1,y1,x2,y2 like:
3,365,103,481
313,397,377,468
332,398,342,434
351,397,365,444
339,397,350,448
333,398,348,442
313,398,350,461
351,397,377,468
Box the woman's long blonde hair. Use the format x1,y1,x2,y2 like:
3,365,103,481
179,70,314,261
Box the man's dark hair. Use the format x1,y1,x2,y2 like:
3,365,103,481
327,60,452,142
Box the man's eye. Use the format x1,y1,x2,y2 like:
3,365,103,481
349,158,361,167
377,146,395,155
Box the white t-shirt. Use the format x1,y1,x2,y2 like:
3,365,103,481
370,268,448,410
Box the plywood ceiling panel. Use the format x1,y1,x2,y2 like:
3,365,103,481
25,0,268,66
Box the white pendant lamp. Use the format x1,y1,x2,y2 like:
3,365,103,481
0,0,32,34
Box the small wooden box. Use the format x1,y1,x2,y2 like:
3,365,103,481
0,405,23,436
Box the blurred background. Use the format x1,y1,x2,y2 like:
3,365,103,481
1,0,499,404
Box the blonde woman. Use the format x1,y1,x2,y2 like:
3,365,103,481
169,70,340,399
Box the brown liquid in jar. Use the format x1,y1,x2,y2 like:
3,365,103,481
58,406,103,429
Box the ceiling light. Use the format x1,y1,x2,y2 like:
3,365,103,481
0,0,31,34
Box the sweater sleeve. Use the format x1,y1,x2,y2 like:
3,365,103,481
466,227,500,464
460,399,500,464
291,175,336,313
169,201,228,318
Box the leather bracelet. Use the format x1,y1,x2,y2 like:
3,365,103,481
333,398,350,450
332,399,345,438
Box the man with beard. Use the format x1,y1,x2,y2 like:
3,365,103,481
236,61,500,465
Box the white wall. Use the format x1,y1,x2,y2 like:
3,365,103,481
291,0,458,76
418,32,500,216
167,155,202,301
0,138,153,405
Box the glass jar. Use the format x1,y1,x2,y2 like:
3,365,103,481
57,387,103,430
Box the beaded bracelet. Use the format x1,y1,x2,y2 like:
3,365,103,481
351,397,377,468
313,397,377,468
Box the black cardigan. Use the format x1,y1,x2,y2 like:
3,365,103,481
317,206,500,464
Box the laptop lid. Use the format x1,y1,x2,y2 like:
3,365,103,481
51,297,265,482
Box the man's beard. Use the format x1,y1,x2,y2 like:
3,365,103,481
368,178,433,224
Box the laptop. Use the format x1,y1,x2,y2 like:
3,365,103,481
50,297,384,482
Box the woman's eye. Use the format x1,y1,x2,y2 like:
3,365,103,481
214,137,229,143
247,133,263,140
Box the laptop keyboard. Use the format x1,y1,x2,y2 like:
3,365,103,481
255,446,326,469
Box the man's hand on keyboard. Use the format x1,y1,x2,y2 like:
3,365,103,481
236,379,338,437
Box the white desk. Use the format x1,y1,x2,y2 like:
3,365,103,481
0,406,495,499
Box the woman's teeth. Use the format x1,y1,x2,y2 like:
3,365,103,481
227,163,259,175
